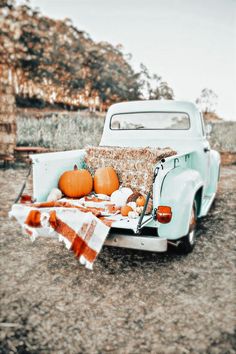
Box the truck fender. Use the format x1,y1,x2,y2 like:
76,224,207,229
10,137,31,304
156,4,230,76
207,149,221,195
158,167,203,240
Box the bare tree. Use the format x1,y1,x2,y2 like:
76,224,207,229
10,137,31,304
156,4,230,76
139,65,174,100
196,88,218,113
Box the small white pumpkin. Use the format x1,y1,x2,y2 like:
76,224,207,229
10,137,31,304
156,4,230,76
127,202,137,210
135,206,144,215
120,187,133,199
111,187,133,207
47,188,62,202
128,211,139,219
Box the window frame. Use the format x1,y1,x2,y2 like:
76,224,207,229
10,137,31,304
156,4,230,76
110,111,191,131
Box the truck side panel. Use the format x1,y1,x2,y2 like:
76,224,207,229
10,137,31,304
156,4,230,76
31,150,85,202
158,167,203,239
207,149,221,196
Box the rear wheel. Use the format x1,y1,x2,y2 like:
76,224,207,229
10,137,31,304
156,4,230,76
177,202,197,254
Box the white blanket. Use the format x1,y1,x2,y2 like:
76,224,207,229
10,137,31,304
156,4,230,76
9,202,110,270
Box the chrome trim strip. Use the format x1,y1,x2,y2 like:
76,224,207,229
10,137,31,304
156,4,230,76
105,233,167,252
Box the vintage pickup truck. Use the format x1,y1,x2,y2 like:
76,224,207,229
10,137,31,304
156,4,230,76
29,100,220,254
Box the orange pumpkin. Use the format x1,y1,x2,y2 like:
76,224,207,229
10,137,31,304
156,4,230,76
106,204,117,214
58,165,93,198
136,195,146,207
94,167,119,196
121,205,133,216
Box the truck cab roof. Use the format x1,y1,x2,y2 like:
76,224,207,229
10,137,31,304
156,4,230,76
106,100,199,115
100,100,205,151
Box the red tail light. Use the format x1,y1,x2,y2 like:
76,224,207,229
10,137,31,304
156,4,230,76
20,194,33,204
156,206,172,223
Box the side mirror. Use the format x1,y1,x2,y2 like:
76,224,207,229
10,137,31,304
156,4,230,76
205,123,212,137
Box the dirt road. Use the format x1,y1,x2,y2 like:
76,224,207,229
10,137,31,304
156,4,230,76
0,166,235,354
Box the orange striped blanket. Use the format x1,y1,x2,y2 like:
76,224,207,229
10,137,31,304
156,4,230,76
9,198,117,269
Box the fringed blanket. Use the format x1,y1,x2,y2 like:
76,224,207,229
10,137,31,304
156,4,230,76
9,197,119,269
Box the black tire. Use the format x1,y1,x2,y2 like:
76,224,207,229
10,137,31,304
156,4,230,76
177,202,197,254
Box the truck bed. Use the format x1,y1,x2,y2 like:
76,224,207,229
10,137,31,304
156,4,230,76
29,146,176,234
31,146,176,202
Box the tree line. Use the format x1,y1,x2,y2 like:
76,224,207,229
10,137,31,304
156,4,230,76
0,0,174,111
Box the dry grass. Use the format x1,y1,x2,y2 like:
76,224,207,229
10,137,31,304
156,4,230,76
17,111,105,150
0,166,236,353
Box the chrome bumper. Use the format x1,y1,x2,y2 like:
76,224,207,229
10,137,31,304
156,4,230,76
105,233,167,252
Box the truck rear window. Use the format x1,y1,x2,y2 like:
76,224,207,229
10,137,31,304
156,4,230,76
110,112,190,130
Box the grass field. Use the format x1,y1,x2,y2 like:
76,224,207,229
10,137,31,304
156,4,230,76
17,111,105,150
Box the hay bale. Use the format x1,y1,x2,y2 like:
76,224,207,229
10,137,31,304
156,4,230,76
85,146,176,193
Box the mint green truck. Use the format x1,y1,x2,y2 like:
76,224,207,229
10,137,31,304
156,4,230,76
30,100,221,254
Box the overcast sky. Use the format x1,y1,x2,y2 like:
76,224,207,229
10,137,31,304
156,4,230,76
29,0,236,120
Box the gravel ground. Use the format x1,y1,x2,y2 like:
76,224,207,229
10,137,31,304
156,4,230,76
0,166,235,354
